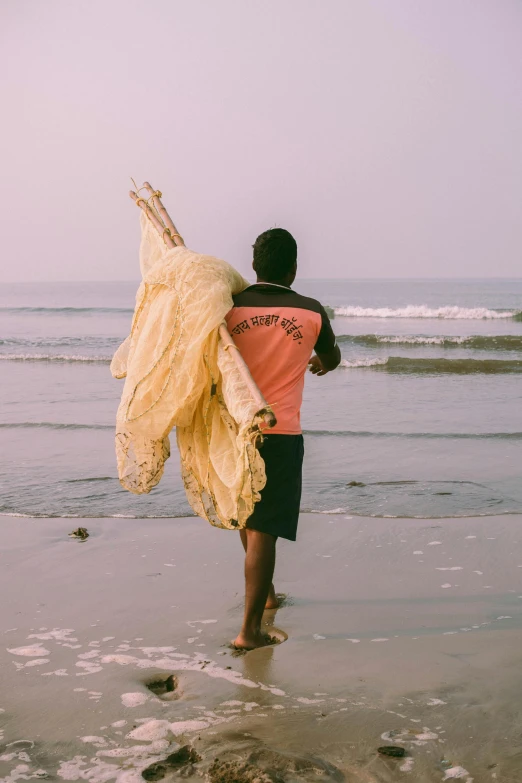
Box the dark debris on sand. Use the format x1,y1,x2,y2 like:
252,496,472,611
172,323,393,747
377,745,407,758
208,759,281,783
206,743,344,783
68,527,89,541
142,746,201,781
141,733,346,783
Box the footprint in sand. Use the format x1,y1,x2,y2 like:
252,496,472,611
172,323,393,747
145,674,178,699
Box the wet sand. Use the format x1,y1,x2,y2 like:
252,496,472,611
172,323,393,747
1,513,522,782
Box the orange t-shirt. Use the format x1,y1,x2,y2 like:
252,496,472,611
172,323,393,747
225,283,337,434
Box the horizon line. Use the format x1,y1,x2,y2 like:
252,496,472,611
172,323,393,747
3,276,522,284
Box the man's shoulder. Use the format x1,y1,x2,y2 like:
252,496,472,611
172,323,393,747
290,291,327,315
232,285,327,315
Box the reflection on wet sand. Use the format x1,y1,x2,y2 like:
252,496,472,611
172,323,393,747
1,513,522,781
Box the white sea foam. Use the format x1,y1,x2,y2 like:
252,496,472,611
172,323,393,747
169,719,210,735
310,506,347,514
334,304,518,319
375,335,458,344
127,720,171,741
0,353,111,363
138,646,177,656
28,629,76,642
97,740,169,758
341,355,522,373
443,765,473,780
17,658,50,669
186,619,218,627
81,736,108,746
339,334,522,350
0,511,186,519
75,660,103,675
8,645,50,657
121,692,149,708
340,358,388,369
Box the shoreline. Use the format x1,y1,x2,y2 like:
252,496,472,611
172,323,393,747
2,508,522,519
1,513,522,781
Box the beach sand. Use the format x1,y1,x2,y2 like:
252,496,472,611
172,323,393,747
1,513,522,782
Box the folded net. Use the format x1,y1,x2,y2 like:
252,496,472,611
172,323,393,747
111,212,267,529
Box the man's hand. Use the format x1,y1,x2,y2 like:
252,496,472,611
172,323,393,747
308,355,328,376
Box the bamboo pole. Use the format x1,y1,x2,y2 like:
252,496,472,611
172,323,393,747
143,182,184,247
129,190,173,243
129,183,277,430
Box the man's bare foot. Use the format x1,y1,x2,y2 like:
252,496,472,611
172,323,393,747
265,585,283,610
232,630,272,651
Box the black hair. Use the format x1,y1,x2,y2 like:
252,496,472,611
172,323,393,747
252,228,297,282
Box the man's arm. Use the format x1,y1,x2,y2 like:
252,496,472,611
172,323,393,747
308,304,341,376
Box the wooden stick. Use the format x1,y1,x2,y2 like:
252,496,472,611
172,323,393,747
129,184,277,429
143,182,185,247
217,323,276,429
129,190,173,244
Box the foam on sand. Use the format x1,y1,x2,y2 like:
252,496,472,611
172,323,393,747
2,513,522,782
443,766,473,781
7,645,50,657
120,692,149,708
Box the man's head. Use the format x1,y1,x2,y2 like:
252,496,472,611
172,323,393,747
252,228,297,287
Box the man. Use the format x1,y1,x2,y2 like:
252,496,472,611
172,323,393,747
226,228,341,650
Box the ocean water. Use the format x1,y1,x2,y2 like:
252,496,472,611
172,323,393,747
1,279,521,521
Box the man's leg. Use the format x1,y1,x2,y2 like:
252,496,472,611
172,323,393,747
234,529,277,649
239,529,279,610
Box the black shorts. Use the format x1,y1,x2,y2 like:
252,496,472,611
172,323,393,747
247,434,304,542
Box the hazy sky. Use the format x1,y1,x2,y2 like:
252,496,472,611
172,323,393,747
1,0,521,281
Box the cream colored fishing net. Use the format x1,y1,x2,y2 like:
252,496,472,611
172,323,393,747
111,212,267,529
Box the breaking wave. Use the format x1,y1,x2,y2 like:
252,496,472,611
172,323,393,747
0,306,132,315
0,422,113,430
0,336,123,348
0,354,111,364
0,511,191,519
334,305,521,320
340,358,389,368
302,429,522,439
337,334,522,350
340,356,522,373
